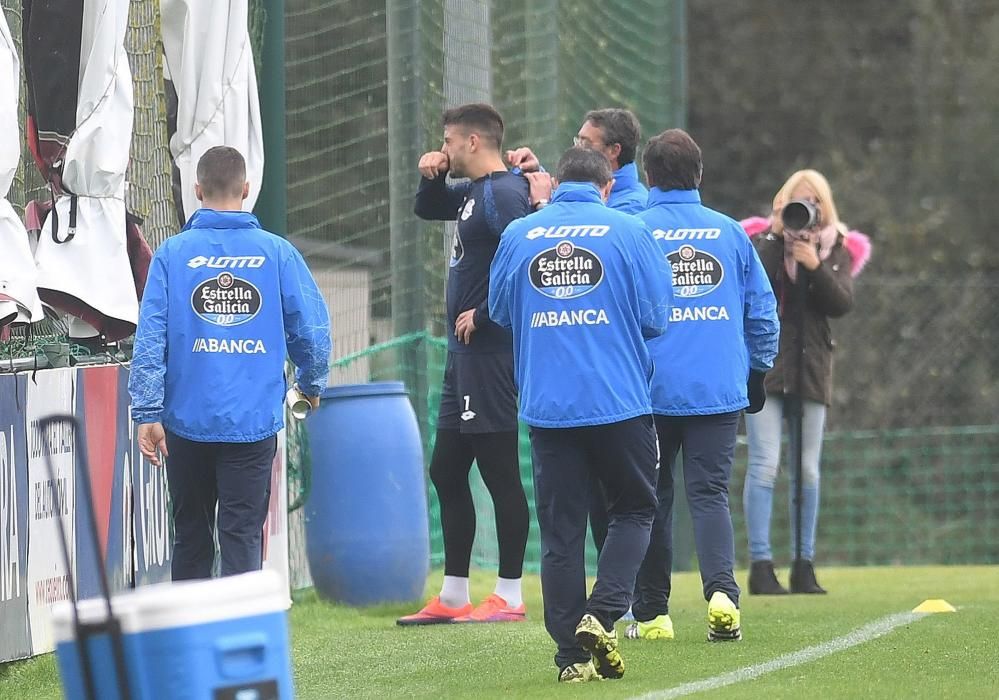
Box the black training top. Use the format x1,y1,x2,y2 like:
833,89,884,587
415,170,531,353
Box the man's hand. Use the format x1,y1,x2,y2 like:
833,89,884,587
791,240,821,271
418,151,450,179
506,147,540,172
138,422,169,467
526,171,554,209
305,394,321,411
455,309,477,345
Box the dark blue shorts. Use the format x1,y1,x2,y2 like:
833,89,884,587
437,351,518,434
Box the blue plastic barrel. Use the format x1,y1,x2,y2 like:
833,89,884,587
305,381,429,605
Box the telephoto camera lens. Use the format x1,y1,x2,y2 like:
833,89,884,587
782,199,821,230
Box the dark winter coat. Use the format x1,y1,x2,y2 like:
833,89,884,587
752,230,854,405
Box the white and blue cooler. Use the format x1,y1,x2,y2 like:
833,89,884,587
52,570,294,699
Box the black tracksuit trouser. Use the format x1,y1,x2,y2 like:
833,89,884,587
530,415,659,669
165,430,277,581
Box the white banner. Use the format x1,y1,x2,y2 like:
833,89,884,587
262,429,289,604
25,368,77,654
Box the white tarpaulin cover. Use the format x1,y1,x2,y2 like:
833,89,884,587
0,11,41,327
31,0,138,340
161,0,264,221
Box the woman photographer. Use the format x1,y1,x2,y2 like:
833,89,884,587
743,169,854,595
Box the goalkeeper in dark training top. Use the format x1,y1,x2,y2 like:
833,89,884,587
397,103,533,626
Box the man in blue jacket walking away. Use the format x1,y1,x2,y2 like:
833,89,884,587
129,146,332,581
490,147,672,683
504,107,647,553
628,129,779,642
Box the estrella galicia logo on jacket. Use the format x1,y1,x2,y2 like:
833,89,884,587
191,272,262,326
529,241,604,299
667,245,724,298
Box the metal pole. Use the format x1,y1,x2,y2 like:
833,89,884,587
793,275,807,566
254,0,287,236
666,0,696,573
672,0,688,129
387,0,428,430
524,0,559,167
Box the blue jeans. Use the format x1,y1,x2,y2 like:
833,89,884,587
744,396,826,562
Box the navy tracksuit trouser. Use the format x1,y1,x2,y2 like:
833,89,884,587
530,415,659,669
164,430,277,581
632,412,740,622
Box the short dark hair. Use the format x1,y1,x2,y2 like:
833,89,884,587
196,146,246,198
643,129,703,191
442,103,505,150
583,108,641,165
556,147,613,187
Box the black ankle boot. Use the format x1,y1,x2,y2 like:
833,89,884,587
748,560,789,595
789,559,827,594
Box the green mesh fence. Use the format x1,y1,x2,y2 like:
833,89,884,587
291,333,999,581
279,1,998,590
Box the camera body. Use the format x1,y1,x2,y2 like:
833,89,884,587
781,199,822,231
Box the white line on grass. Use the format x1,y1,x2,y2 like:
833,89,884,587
629,611,928,700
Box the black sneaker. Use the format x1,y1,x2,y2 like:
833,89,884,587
748,560,789,595
790,560,827,594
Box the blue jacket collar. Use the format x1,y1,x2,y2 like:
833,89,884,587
183,208,262,231
552,182,605,204
647,187,701,206
612,162,641,192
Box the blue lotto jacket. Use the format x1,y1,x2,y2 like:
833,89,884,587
638,188,779,415
489,182,672,428
129,209,332,442
607,162,648,214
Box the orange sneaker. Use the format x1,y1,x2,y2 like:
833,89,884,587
454,594,526,623
396,596,473,626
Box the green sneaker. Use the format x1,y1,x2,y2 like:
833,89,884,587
558,660,601,683
625,614,675,640
707,591,742,641
575,613,624,679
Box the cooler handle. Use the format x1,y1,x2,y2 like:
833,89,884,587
215,632,269,678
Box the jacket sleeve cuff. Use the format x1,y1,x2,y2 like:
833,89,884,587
295,369,328,398
131,410,162,425
299,382,325,398
473,305,490,329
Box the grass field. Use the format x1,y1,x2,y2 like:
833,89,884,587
2,565,997,699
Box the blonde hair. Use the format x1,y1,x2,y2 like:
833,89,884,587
771,169,840,235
